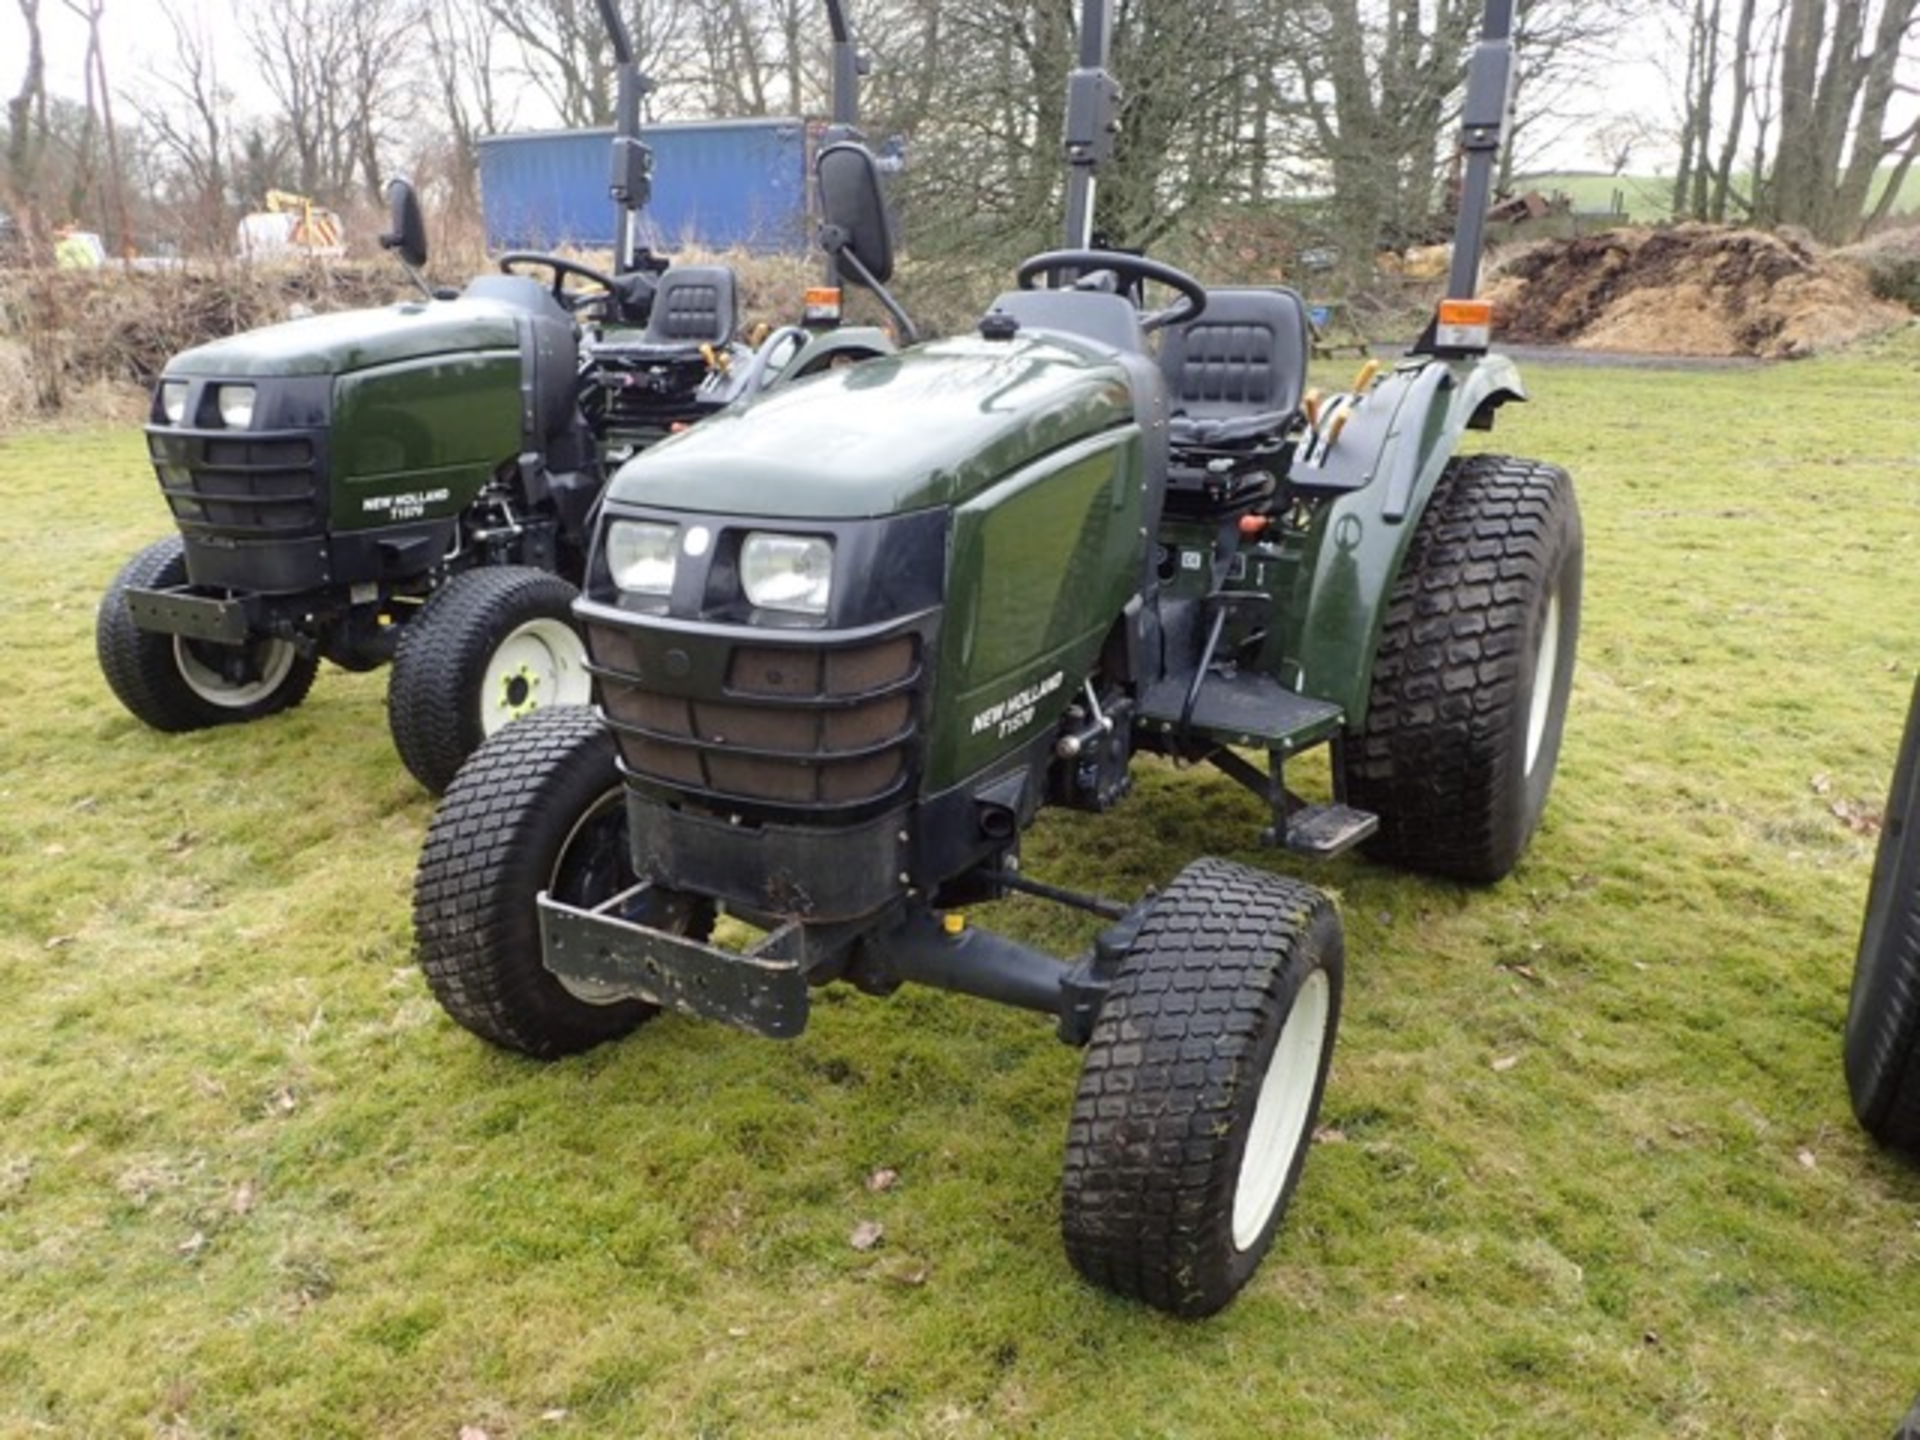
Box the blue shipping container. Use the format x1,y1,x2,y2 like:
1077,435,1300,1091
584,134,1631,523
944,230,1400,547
478,118,811,255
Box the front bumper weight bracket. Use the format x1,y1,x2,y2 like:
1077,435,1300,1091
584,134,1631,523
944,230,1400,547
125,584,255,644
539,883,811,1039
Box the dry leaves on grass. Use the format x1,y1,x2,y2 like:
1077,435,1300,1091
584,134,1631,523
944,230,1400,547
1811,774,1882,836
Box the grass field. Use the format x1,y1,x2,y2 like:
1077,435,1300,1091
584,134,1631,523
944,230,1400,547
1519,169,1920,225
4,328,1919,1437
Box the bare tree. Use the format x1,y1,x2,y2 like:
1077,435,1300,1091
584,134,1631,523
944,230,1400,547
1098,0,1292,247
423,0,517,217
127,0,234,252
242,0,425,203
689,0,820,116
58,0,132,251
1768,0,1920,234
1282,0,1482,265
1669,0,1920,241
480,0,703,128
1503,0,1656,183
5,0,52,251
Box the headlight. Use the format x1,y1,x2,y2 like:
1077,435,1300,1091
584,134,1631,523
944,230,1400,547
741,532,833,616
605,520,678,596
159,380,188,425
216,384,256,429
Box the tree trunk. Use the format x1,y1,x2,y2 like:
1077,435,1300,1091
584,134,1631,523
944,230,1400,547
1708,0,1756,221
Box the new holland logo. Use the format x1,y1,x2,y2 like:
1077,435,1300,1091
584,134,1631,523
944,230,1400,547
970,670,1065,740
363,488,451,521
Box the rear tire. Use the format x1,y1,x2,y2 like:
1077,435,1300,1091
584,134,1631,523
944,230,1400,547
387,566,591,794
1845,677,1920,1155
413,705,709,1058
96,535,318,732
1341,454,1582,883
1062,858,1343,1317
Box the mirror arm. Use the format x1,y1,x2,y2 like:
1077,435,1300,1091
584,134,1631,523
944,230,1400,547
399,259,435,302
832,243,917,345
377,235,435,302
377,218,434,302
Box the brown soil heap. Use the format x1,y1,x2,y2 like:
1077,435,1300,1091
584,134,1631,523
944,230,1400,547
1484,223,1908,358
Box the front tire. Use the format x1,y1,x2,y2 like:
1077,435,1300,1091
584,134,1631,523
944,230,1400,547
96,535,319,732
1341,454,1583,883
1062,858,1343,1317
413,706,708,1058
1845,676,1920,1155
387,566,592,794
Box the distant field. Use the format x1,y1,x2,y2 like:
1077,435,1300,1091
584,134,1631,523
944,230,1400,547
1518,168,1920,226
3,329,1919,1435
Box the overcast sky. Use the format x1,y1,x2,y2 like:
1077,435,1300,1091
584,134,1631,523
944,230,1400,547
2,0,1690,176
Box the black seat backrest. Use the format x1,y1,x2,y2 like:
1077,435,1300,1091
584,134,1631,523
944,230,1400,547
980,289,1147,355
1158,286,1309,422
641,266,737,347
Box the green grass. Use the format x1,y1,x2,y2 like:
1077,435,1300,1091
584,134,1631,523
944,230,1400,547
1518,172,1676,223
4,330,1920,1436
1519,168,1920,224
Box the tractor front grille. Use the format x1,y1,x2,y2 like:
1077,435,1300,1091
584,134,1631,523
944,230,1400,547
147,428,326,540
591,624,924,817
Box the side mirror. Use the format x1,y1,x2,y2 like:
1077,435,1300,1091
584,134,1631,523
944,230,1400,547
817,143,893,286
380,177,428,270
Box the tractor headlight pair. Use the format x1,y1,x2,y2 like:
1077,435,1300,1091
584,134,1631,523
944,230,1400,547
605,520,833,617
156,380,255,429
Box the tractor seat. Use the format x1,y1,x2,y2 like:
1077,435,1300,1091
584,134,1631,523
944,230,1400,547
1159,287,1309,449
620,265,739,359
978,289,1147,355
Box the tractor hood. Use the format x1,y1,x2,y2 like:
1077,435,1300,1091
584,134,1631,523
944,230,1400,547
164,295,529,378
606,333,1138,519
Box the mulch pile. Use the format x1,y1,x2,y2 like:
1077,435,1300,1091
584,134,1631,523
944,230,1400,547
1484,223,1909,358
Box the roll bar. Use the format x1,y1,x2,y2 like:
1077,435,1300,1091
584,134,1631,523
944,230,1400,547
1060,0,1120,251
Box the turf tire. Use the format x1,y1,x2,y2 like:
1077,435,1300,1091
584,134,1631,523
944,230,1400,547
387,566,591,795
1844,676,1920,1155
96,535,318,732
1062,858,1343,1317
413,705,707,1058
1341,453,1582,883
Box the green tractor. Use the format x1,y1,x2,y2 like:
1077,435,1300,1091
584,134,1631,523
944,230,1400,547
413,0,1581,1315
95,0,888,795
1844,673,1920,1156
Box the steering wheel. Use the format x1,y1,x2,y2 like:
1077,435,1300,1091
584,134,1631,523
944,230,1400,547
1015,250,1207,332
498,251,619,313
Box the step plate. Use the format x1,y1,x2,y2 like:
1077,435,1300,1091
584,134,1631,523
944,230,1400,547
1283,803,1379,859
1137,669,1345,751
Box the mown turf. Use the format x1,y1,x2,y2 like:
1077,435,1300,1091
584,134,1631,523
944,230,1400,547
2,327,1918,1436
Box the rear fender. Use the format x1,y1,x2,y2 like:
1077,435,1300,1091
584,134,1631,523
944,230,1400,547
1270,353,1525,726
777,325,896,382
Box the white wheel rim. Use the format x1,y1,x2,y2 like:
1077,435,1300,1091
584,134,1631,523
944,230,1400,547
480,619,590,736
1524,588,1563,777
550,787,630,1006
173,636,297,708
1232,966,1332,1253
